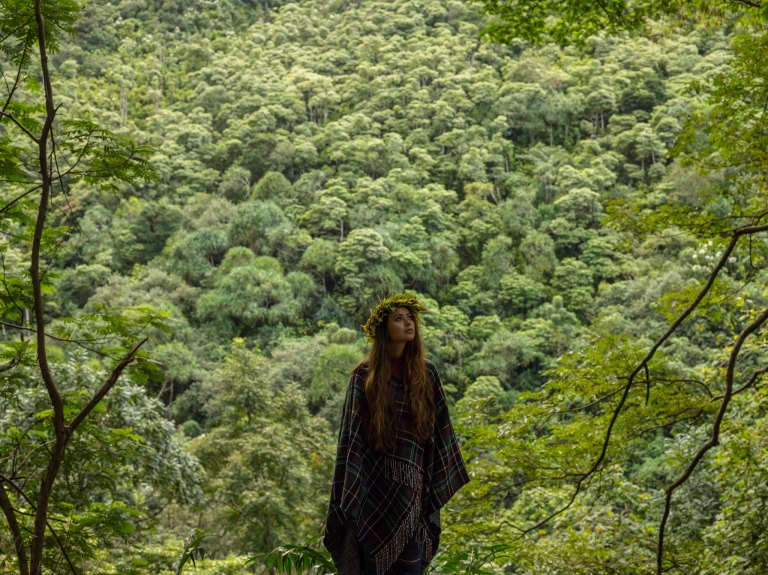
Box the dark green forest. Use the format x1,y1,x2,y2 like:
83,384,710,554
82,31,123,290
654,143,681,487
2,0,768,573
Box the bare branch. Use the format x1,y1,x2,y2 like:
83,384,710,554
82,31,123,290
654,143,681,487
653,377,714,398
48,130,88,243
510,224,768,540
41,127,89,283
0,111,41,143
587,224,768,485
644,362,650,406
0,253,27,320
627,408,706,439
733,224,768,235
732,364,768,395
0,473,39,511
0,185,44,216
30,0,62,426
68,337,148,434
0,19,33,47
0,320,123,357
656,307,768,575
0,474,79,575
729,0,762,9
552,383,630,414
1,41,29,115
710,364,768,401
0,481,29,575
511,472,596,537
48,124,95,181
0,357,20,373
45,515,80,575
29,2,66,571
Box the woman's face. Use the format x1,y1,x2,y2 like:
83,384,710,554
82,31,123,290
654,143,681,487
386,306,416,345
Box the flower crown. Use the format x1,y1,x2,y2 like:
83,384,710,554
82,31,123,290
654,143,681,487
362,293,426,342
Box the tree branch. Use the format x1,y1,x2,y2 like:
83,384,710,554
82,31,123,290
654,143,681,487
63,152,142,179
0,185,43,216
0,480,29,575
1,41,28,114
656,306,768,575
627,408,706,439
0,19,33,47
29,1,66,571
0,473,79,575
0,111,40,143
48,130,89,244
0,357,19,373
510,224,768,543
710,364,768,401
556,383,629,413
509,471,596,536
587,224,768,485
732,364,768,396
729,0,762,9
68,337,148,434
30,0,62,427
0,252,27,320
0,320,122,359
47,125,95,182
45,514,80,575
654,377,714,399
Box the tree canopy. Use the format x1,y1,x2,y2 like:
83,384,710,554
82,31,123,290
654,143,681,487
2,0,768,573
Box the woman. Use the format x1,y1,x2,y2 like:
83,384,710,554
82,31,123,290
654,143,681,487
324,293,470,575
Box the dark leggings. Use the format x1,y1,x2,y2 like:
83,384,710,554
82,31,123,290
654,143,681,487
362,537,426,575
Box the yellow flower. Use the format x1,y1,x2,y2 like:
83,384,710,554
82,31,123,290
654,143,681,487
361,293,426,342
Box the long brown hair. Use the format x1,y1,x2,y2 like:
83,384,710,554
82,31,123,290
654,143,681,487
356,309,435,452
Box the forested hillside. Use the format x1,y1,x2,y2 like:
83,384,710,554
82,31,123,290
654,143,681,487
2,0,767,573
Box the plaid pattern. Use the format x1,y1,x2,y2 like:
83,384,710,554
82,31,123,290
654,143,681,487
362,536,426,574
324,361,470,574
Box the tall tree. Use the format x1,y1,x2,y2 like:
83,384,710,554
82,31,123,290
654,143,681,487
0,0,166,572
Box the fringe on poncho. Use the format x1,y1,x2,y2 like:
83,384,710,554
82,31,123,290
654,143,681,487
324,361,470,575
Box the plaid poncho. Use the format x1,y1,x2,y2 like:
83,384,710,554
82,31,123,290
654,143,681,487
324,361,470,574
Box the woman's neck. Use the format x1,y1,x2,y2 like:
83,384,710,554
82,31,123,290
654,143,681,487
390,354,404,379
389,342,405,358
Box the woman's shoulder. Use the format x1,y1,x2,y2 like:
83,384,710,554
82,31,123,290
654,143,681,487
349,360,369,383
424,360,447,400
343,362,368,405
424,358,440,379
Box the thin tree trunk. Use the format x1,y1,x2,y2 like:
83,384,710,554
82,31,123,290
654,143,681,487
29,2,68,572
0,482,29,575
12,3,150,572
